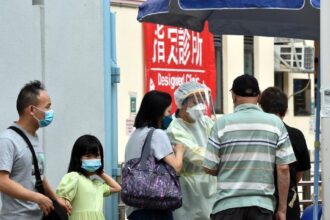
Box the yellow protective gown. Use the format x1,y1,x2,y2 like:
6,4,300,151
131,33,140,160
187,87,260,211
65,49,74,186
166,116,217,220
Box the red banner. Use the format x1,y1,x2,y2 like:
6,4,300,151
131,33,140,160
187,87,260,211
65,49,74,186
143,23,216,112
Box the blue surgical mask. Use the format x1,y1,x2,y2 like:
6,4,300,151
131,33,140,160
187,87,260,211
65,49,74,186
161,115,173,130
33,107,54,128
81,159,101,172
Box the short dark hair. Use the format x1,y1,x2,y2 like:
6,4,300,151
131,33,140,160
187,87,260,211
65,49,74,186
134,90,172,129
68,135,104,176
259,87,288,117
16,80,45,115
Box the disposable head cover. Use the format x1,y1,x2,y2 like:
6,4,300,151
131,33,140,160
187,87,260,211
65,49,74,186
174,81,210,109
174,81,216,127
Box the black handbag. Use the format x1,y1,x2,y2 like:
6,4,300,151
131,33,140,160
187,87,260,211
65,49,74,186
8,126,68,220
121,128,182,210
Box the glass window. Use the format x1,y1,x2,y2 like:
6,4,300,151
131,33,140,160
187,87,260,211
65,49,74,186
294,79,311,116
275,72,285,91
214,35,223,114
244,36,254,75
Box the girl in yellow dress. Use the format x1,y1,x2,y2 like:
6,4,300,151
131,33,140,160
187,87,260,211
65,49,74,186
56,135,121,220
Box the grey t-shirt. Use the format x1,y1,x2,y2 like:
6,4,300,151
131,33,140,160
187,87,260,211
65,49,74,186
0,123,44,220
124,127,174,217
125,127,173,161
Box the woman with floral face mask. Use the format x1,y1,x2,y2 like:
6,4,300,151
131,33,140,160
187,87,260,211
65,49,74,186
166,81,217,220
56,135,121,220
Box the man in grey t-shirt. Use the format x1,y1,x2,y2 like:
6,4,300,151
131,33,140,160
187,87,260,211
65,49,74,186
0,80,69,220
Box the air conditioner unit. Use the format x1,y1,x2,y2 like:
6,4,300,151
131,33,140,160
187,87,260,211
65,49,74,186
274,45,314,72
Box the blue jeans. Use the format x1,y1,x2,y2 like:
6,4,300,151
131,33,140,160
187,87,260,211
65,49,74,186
128,209,173,220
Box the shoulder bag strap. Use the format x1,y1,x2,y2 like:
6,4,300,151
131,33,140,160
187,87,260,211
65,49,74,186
140,128,155,166
140,128,172,174
8,126,45,194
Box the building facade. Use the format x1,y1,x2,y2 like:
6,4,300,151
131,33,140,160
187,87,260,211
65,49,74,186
0,0,316,216
112,1,316,163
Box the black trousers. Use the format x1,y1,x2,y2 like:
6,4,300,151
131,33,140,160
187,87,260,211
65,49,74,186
128,209,173,220
211,206,273,220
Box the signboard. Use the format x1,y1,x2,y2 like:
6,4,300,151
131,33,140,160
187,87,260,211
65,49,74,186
129,91,137,114
126,116,136,136
143,23,216,112
321,88,330,117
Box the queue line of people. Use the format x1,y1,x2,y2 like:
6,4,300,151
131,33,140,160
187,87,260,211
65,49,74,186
0,75,310,220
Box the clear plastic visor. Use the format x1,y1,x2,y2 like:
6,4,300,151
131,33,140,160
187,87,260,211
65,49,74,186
183,90,216,120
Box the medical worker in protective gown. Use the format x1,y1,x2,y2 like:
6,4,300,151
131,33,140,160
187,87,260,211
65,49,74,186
166,81,217,220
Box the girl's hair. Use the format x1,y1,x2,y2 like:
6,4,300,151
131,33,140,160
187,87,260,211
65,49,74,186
68,134,104,175
134,90,172,129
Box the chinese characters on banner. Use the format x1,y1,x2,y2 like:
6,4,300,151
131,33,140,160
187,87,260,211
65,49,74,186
143,23,216,112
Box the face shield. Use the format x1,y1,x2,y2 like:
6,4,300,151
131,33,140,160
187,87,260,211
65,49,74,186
183,89,216,126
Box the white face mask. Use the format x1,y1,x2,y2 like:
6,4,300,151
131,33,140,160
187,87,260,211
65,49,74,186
186,103,206,121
